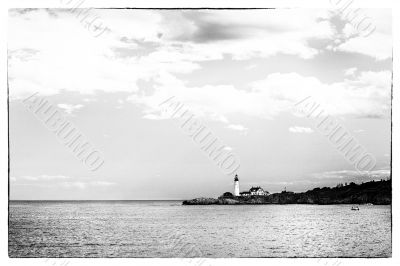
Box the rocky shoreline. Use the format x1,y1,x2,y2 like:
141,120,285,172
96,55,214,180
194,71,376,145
182,179,391,205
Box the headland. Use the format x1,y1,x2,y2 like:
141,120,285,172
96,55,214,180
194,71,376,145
182,179,391,205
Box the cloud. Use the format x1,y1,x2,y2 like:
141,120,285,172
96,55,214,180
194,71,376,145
7,9,339,100
7,9,164,99
226,124,248,134
245,64,257,70
313,169,390,181
344,67,357,77
57,104,84,115
130,70,391,123
60,181,116,189
83,98,97,103
12,177,117,190
142,113,168,120
160,9,335,59
12,175,116,189
21,175,72,181
90,181,116,186
223,146,233,151
331,9,392,60
61,181,87,189
7,9,392,125
289,126,314,134
337,31,391,60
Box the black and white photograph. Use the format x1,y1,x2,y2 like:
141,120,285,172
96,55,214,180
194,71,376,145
4,1,398,263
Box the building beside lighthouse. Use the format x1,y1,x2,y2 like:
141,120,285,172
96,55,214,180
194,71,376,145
234,174,240,196
249,186,267,196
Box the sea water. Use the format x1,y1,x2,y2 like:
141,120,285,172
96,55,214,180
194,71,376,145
9,201,391,257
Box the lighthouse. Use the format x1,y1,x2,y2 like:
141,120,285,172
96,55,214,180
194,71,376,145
234,174,240,196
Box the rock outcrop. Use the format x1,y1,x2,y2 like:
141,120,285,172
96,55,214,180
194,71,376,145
182,197,240,205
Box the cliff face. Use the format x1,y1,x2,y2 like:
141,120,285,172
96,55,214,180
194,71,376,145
182,179,391,205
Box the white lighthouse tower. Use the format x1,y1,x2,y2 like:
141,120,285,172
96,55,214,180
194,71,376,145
234,174,240,196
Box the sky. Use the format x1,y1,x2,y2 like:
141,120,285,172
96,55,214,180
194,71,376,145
8,8,392,200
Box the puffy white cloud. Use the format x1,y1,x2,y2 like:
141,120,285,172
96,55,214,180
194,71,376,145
289,126,314,134
7,9,202,99
8,9,340,100
61,181,87,189
12,174,116,189
344,67,357,77
354,129,365,133
21,175,72,181
227,124,247,131
57,104,84,115
59,181,116,189
8,9,391,123
337,31,391,60
223,146,233,151
226,124,248,135
130,70,391,122
334,9,391,60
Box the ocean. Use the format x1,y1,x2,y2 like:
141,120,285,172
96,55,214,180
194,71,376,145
8,201,391,257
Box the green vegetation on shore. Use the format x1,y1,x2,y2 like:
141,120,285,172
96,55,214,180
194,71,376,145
182,179,391,205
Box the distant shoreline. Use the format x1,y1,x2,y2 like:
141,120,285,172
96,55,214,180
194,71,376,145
183,179,391,205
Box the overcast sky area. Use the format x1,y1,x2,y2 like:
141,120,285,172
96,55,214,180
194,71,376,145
8,9,391,200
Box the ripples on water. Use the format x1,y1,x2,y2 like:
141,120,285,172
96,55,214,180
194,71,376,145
9,201,391,257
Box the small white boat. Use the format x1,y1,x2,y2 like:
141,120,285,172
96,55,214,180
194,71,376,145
351,206,359,211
